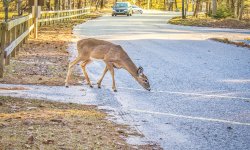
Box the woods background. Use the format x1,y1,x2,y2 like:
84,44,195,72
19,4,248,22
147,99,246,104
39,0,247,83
0,0,249,21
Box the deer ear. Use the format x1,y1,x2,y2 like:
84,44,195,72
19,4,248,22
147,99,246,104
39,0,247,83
137,66,144,75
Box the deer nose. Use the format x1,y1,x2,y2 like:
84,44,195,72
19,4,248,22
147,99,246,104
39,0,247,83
147,88,151,91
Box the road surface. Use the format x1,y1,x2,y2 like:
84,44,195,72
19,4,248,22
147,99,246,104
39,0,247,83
1,11,250,149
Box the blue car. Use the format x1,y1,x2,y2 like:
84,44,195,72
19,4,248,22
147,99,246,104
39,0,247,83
112,2,133,16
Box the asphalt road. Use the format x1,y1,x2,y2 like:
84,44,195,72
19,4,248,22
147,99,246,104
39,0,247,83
72,11,250,149
1,11,250,149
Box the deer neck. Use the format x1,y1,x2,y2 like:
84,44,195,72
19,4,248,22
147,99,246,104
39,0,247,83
122,57,138,79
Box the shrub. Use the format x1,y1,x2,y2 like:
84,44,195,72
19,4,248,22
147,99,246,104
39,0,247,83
213,6,233,19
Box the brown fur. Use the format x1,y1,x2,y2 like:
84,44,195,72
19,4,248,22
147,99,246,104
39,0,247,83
65,38,150,92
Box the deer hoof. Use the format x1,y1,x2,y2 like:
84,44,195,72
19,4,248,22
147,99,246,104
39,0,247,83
114,89,117,92
98,86,101,89
65,83,69,88
89,85,93,88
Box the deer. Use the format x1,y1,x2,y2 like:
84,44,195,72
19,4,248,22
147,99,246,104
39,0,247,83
65,38,151,92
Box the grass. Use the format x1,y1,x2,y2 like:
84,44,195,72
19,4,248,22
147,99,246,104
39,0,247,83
168,15,250,29
245,37,250,41
211,38,250,49
0,96,160,149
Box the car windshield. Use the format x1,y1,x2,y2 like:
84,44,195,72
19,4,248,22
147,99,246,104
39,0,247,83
114,3,128,8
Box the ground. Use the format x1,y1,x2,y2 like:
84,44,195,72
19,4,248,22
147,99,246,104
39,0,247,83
0,96,159,149
168,15,250,48
0,13,161,149
0,11,250,149
0,14,99,86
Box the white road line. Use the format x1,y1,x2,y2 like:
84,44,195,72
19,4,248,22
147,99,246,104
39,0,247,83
116,87,250,101
129,109,250,126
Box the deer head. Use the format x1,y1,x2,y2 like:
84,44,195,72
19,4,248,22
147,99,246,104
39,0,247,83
136,67,151,91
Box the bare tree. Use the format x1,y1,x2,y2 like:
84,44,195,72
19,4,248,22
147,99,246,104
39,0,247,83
238,0,244,20
193,0,200,17
211,0,217,15
54,0,59,10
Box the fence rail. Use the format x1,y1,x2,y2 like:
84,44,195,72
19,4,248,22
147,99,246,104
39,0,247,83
38,8,90,26
0,8,91,77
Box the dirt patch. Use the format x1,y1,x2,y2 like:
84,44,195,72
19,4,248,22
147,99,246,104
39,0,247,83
0,96,161,149
0,14,100,86
168,16,250,29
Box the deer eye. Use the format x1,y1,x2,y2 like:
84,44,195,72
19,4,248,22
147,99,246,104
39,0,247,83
144,80,148,83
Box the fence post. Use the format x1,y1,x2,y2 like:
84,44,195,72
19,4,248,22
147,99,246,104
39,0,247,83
0,23,6,78
11,26,17,58
5,29,10,66
32,0,38,38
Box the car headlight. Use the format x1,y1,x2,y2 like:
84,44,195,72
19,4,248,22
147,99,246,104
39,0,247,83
124,10,128,12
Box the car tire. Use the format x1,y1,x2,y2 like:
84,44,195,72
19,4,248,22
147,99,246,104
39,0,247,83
127,14,130,16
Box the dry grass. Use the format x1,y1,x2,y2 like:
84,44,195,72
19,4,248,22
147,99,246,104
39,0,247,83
0,96,161,149
210,38,250,49
0,14,100,86
168,16,250,29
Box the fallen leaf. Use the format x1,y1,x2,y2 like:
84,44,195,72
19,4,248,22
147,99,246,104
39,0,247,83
27,135,34,144
42,139,54,144
50,119,63,123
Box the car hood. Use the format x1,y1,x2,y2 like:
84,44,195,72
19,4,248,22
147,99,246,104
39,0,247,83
114,7,128,10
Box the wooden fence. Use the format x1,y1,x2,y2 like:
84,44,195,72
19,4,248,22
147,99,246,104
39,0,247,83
39,8,90,26
0,8,90,77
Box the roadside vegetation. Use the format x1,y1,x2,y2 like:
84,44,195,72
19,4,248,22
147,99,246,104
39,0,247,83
0,96,160,149
168,0,250,29
168,15,250,29
210,37,250,49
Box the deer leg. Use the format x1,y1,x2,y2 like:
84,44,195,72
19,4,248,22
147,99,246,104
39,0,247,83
80,60,93,88
97,66,108,88
65,57,82,87
106,62,117,92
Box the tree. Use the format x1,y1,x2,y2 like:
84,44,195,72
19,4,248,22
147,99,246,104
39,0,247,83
54,0,59,10
238,0,244,20
212,0,217,15
193,0,200,17
182,0,186,18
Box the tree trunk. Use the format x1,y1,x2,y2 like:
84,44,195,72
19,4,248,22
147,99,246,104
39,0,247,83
77,0,82,8
211,0,217,16
186,0,189,13
84,0,87,7
3,0,9,22
54,0,59,10
182,0,186,18
238,0,244,20
169,2,173,11
235,0,239,17
164,0,167,10
193,0,200,17
174,0,178,11
17,0,22,15
68,0,71,9
230,0,235,13
100,0,104,9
